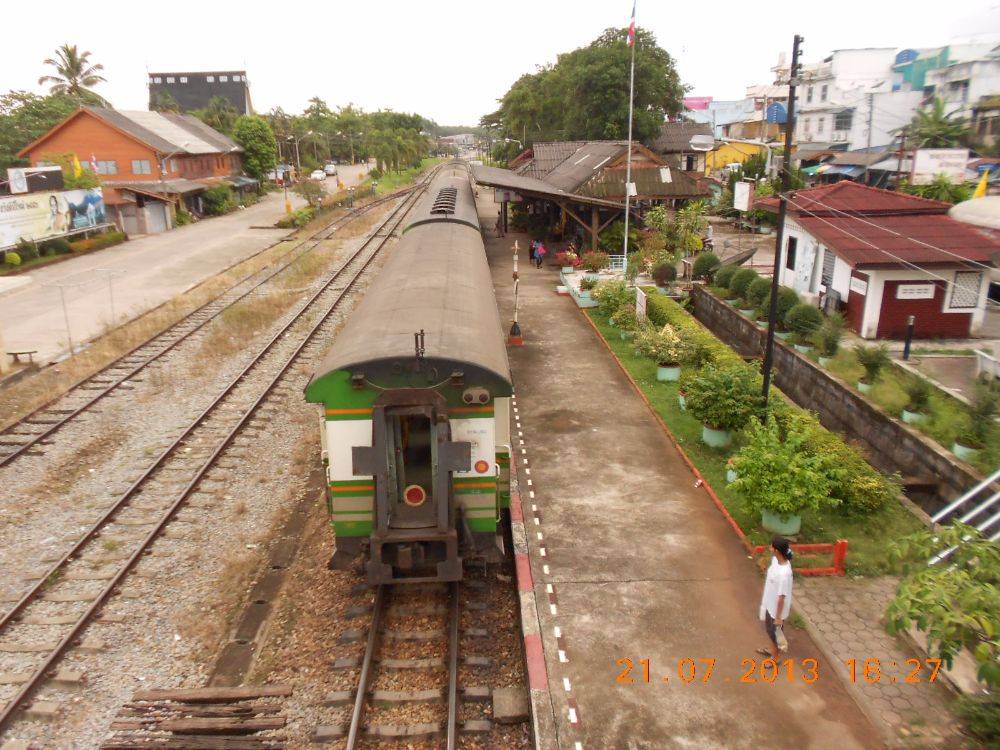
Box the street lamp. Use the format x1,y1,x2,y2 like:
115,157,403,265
286,131,313,176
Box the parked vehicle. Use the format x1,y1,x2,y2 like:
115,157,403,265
324,163,338,176
310,169,327,181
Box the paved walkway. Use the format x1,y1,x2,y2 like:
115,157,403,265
0,191,305,363
481,208,876,749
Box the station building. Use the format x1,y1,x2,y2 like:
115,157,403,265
755,181,1000,339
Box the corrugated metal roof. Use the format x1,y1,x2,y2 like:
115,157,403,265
165,113,241,153
756,181,952,216
830,150,892,167
544,142,628,192
122,110,220,154
797,213,1000,268
470,164,624,208
651,121,713,153
105,178,207,195
581,165,710,200
86,107,235,155
86,107,178,154
520,141,589,179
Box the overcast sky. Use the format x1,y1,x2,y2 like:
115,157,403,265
3,0,999,125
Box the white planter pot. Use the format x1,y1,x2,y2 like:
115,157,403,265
702,425,732,448
818,356,833,368
657,365,681,382
952,442,980,462
901,409,925,425
561,265,575,274
857,381,873,395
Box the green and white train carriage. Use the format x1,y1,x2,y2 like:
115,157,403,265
304,164,513,585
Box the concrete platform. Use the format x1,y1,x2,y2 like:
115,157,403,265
479,198,878,750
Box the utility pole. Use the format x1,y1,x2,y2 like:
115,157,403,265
761,33,803,408
862,91,874,184
895,126,907,189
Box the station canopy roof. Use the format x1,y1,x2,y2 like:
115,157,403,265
471,164,624,209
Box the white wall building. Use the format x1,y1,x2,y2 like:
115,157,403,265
925,48,1000,120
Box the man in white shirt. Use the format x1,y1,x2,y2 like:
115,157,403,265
758,537,794,659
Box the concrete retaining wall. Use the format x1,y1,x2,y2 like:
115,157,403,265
689,285,983,511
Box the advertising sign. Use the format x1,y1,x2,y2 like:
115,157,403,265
493,189,523,203
733,180,755,212
6,166,63,194
911,148,969,185
0,188,106,250
896,284,935,300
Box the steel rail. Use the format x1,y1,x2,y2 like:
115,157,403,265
446,581,460,750
0,187,413,467
346,584,386,749
0,172,436,734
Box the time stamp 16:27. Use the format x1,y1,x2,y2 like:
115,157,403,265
615,657,943,685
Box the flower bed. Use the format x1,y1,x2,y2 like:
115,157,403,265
586,291,924,575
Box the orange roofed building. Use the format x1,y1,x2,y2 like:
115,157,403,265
18,107,253,235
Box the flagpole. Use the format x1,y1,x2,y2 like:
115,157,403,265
622,3,637,282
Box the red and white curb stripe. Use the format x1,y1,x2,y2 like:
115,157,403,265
510,393,584,747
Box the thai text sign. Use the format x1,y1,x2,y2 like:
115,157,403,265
0,188,106,250
850,276,868,296
911,149,969,185
896,284,935,300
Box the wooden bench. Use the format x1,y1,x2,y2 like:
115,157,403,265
7,350,37,365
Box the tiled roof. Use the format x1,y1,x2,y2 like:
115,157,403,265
755,181,952,216
519,141,587,179
544,142,628,192
796,213,1000,268
651,121,713,152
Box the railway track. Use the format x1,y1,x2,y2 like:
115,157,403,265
0,186,413,468
0,170,437,736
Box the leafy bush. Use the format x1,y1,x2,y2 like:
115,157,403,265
593,279,633,318
760,286,800,326
814,313,845,357
957,381,1000,449
854,344,890,385
644,291,744,368
174,209,194,226
955,696,1000,744
580,251,609,272
714,265,737,290
685,363,764,432
16,237,38,261
903,377,932,414
202,185,237,216
276,207,316,228
3,251,22,267
692,251,720,281
69,231,127,252
554,250,580,267
369,167,384,180
652,262,677,286
731,415,837,517
729,267,759,300
610,304,640,331
745,277,771,312
580,276,598,291
40,238,72,255
636,325,685,366
784,303,823,338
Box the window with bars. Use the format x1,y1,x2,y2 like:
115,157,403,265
834,110,853,130
95,160,117,175
949,271,982,309
131,159,151,175
821,248,835,288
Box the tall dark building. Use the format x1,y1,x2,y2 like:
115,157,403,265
148,71,252,114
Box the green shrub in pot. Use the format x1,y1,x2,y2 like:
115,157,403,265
685,363,764,447
581,251,610,273
745,277,771,315
785,303,823,347
729,268,759,305
954,381,999,458
714,265,737,293
902,377,932,424
813,313,845,364
759,286,800,330
853,343,890,393
593,279,632,319
692,251,720,281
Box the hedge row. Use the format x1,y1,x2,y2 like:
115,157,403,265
643,288,744,368
69,230,127,253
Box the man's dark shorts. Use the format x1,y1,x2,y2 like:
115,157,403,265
764,611,777,645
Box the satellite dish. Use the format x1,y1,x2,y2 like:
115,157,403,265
689,134,715,152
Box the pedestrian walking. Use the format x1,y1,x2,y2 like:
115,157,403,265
529,240,538,263
757,537,793,660
535,242,547,269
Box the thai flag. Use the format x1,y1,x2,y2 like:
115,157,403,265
90,153,99,173
627,0,636,47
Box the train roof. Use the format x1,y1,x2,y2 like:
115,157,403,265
306,167,513,398
403,163,481,233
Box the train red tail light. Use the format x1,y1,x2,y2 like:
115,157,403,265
403,484,427,506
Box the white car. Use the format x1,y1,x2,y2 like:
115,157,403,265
324,163,338,176
310,169,327,181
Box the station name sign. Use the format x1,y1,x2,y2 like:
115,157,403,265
896,283,935,300
494,189,523,203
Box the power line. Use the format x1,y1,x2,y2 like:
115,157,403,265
779,191,995,273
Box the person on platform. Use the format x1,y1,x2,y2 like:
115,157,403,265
534,241,547,269
757,537,793,659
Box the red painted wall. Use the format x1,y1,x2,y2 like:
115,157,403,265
876,279,971,339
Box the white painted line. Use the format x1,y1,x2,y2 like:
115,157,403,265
527,479,533,486
563,677,572,692
529,490,535,499
519,439,525,446
536,532,543,541
543,564,550,575
554,626,562,638
525,468,531,475
521,447,528,455
522,458,528,466
550,604,558,616
575,743,583,750
531,504,537,512
540,547,547,557
546,583,553,594
568,707,578,724
534,517,540,526
558,649,568,663
518,431,523,437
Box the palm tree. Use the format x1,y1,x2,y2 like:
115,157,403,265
908,97,969,148
38,44,107,102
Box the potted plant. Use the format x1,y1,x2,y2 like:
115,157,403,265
813,313,845,367
555,250,580,273
785,303,823,353
685,363,764,448
853,343,890,394
714,265,738,300
678,369,693,410
760,287,800,339
580,251,609,278
611,305,640,340
692,251,721,282
729,268,760,315
593,280,632,323
952,382,999,461
726,458,737,484
636,324,685,381
901,377,932,425
579,276,598,300
652,262,677,292
731,415,836,535
746,277,771,325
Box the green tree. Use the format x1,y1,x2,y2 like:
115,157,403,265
190,96,239,135
900,174,973,204
908,97,970,148
38,44,107,102
887,524,1000,687
0,91,79,171
149,90,180,113
232,115,278,180
482,27,685,145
